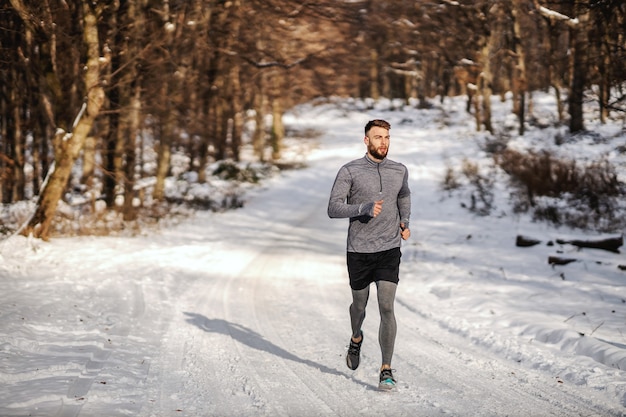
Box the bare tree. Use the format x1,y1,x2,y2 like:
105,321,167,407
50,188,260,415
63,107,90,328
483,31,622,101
1,0,625,238
18,1,105,239
511,0,529,135
568,0,591,133
534,0,590,133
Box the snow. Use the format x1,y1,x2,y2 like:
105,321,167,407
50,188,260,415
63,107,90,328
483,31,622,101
537,6,580,27
1,93,626,416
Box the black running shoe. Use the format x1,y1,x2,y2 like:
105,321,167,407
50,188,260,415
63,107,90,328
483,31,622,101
346,331,363,370
379,368,396,390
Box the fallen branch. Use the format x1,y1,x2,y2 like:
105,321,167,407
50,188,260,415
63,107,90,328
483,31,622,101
516,235,542,247
589,321,604,336
555,235,623,253
548,256,577,266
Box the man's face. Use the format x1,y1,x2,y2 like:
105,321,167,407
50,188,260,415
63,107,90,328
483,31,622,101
365,126,390,161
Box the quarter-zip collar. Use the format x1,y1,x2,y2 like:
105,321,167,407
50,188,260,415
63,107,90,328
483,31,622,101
364,154,386,193
364,153,387,165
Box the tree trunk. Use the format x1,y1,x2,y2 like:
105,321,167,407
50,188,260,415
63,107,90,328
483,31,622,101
81,136,96,187
13,87,26,201
197,120,210,184
569,0,590,133
153,97,173,201
33,115,51,195
538,11,565,123
228,0,243,161
21,1,105,240
598,29,611,124
197,78,215,184
212,97,227,161
102,122,117,207
122,82,141,221
30,117,42,197
119,0,142,219
208,48,227,162
382,67,391,98
369,49,380,100
479,40,494,134
231,94,244,162
270,75,284,162
100,1,118,207
511,0,528,136
153,3,177,201
252,84,267,162
2,81,17,204
472,84,481,132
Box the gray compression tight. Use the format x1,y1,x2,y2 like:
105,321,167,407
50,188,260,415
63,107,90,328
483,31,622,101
349,280,397,366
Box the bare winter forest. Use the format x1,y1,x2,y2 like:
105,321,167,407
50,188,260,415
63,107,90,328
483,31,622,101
1,0,625,239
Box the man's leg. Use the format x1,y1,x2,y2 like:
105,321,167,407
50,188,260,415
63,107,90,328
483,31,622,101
376,280,397,367
349,286,370,340
346,286,370,370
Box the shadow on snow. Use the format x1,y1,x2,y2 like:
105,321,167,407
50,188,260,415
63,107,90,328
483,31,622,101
184,312,376,390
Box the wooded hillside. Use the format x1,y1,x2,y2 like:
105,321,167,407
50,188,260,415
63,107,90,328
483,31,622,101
1,0,625,239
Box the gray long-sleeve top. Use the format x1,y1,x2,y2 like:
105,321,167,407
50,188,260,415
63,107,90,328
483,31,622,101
328,154,411,253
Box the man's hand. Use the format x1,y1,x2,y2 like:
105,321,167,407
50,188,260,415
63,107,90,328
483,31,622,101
373,200,383,217
400,223,411,240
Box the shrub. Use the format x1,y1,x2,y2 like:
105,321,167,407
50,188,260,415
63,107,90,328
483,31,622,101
495,149,625,231
461,159,495,216
442,159,495,215
442,165,461,192
213,161,261,183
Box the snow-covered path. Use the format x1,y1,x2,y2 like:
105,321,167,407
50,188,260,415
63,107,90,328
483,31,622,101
135,164,620,417
1,98,625,416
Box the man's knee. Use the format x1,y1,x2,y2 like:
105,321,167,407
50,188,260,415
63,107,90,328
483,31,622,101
379,301,394,317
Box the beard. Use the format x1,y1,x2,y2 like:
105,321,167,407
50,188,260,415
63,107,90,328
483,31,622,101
368,143,388,160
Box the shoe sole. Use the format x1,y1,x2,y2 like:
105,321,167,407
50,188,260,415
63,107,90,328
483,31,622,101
346,356,359,370
378,381,397,391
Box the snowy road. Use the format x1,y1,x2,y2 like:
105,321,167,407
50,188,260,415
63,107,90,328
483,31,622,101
135,172,621,417
131,154,620,417
1,99,625,416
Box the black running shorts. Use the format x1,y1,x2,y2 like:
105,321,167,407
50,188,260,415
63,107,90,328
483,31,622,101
346,247,401,291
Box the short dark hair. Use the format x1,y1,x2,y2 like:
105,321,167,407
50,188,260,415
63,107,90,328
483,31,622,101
365,119,391,135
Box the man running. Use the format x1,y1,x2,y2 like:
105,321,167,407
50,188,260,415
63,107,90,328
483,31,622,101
327,119,411,390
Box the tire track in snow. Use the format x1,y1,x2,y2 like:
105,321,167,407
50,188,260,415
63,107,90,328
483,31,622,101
215,198,354,415
223,250,339,415
52,279,146,417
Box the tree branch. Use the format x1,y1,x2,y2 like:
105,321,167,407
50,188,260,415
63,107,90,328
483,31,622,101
533,1,580,28
232,48,327,69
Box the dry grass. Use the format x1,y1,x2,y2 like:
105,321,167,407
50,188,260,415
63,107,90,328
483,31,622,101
495,149,624,230
443,147,625,231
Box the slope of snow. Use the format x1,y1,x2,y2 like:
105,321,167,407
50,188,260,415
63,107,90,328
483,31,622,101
1,94,625,416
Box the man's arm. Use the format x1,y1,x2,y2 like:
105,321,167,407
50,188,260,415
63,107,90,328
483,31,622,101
328,166,375,219
398,167,411,239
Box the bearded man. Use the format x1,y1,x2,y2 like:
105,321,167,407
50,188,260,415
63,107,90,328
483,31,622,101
327,119,412,390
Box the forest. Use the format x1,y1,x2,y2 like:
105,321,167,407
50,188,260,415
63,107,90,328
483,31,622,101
1,0,625,240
